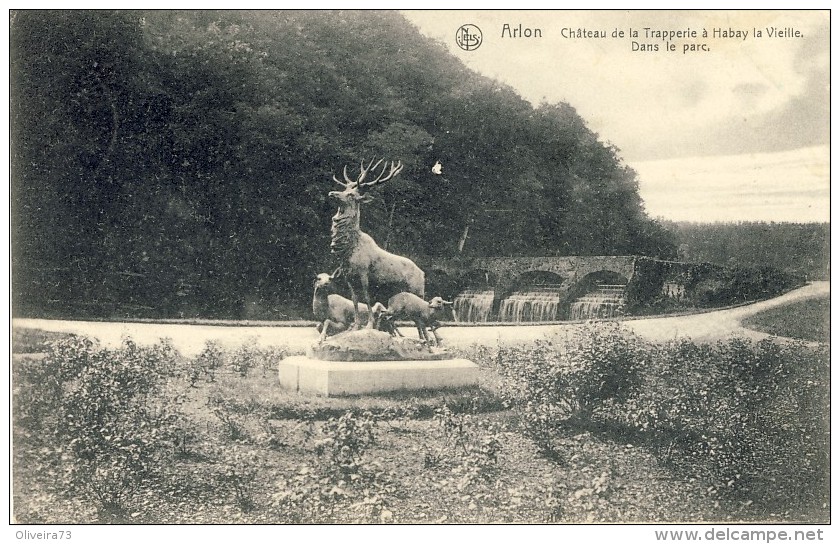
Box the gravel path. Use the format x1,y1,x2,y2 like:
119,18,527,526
13,282,828,356
623,281,828,343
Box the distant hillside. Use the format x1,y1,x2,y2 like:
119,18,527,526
12,10,674,319
664,221,829,280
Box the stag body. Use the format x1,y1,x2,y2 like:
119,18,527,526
329,160,425,329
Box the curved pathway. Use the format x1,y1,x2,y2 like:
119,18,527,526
13,282,828,355
624,281,828,343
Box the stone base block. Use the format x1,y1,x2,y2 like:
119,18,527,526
278,356,479,397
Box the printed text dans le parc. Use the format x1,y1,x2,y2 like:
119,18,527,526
501,24,805,54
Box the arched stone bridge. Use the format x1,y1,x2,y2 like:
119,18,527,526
416,255,640,298
409,255,783,321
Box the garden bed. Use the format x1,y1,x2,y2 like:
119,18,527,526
11,326,829,524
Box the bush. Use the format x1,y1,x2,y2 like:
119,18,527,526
208,394,254,442
229,339,259,377
16,336,187,521
490,324,646,456
594,336,830,512
485,324,828,514
218,339,288,379
215,446,259,513
273,411,396,523
426,403,502,512
691,266,802,308
186,340,226,386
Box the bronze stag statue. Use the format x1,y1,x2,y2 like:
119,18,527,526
329,159,425,329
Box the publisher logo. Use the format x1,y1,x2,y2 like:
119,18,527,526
456,24,483,51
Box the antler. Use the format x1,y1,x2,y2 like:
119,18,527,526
357,159,383,185
331,159,403,189
332,165,355,188
358,160,403,188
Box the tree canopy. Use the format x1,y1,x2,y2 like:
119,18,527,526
666,221,829,281
11,10,678,319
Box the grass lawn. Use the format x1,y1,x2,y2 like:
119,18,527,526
742,295,829,343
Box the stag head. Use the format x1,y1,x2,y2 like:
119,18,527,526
328,159,403,206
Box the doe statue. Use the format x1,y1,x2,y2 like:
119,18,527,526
329,159,425,329
311,270,371,343
372,293,454,347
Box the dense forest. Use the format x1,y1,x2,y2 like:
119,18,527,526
666,221,829,281
10,11,824,320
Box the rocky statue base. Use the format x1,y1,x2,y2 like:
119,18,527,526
278,329,479,396
309,329,450,361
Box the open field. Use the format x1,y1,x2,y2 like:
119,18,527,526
741,295,829,343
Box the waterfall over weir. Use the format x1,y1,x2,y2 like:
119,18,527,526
568,284,626,320
452,283,628,323
498,287,563,322
453,289,495,323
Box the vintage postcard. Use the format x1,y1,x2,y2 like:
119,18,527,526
9,8,830,537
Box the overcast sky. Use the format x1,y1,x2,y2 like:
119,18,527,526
403,10,829,222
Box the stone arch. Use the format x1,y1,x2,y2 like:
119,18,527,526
574,258,636,285
568,270,628,296
496,270,569,322
564,270,629,320
458,269,497,289
497,268,568,296
506,269,567,292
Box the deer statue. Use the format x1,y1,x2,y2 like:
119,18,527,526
372,293,455,347
329,159,425,329
311,271,371,343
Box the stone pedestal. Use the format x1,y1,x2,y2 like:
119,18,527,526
278,355,479,397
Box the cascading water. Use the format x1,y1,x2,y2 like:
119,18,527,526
453,289,495,322
498,287,563,322
568,284,626,320
453,282,627,322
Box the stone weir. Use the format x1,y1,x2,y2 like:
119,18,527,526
278,329,479,397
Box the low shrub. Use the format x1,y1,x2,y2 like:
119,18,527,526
490,324,646,456
629,338,830,511
226,338,288,378
273,411,396,523
691,266,802,307
186,340,226,386
483,324,828,514
426,403,503,511
207,394,255,442
14,336,187,522
214,446,260,512
229,339,259,377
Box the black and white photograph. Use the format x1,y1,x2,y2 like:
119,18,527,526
9,8,830,533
